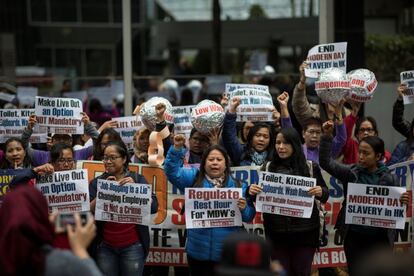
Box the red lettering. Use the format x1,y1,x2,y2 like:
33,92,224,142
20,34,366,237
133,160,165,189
171,198,186,225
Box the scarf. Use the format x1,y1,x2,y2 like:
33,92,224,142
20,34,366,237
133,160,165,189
205,174,226,188
250,150,268,166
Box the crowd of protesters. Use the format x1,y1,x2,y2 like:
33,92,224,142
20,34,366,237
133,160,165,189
0,61,413,276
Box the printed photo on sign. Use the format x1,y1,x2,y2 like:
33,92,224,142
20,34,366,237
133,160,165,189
35,96,84,134
225,83,274,122
95,179,152,225
256,171,316,218
36,169,90,214
305,42,347,78
0,109,48,143
185,187,242,229
400,70,414,105
345,183,406,229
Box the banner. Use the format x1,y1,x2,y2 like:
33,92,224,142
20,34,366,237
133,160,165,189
345,183,406,229
256,171,316,218
36,169,90,213
400,70,414,105
112,116,144,149
225,83,274,122
77,161,413,267
35,96,84,134
305,42,347,78
0,169,17,206
0,109,47,143
185,187,242,229
95,179,152,225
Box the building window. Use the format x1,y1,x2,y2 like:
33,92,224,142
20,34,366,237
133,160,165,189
50,0,77,22
31,0,48,21
86,49,112,76
81,0,109,22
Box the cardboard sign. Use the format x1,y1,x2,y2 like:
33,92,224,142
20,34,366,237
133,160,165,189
305,42,347,78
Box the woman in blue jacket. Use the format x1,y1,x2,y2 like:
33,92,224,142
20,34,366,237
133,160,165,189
164,135,256,276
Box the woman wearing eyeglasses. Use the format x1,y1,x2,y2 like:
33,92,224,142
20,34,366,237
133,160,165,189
8,143,78,249
89,140,158,276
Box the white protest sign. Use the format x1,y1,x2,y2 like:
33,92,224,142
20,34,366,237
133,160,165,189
256,171,316,218
0,109,47,143
205,75,232,95
185,187,242,229
225,83,274,122
345,183,406,229
172,105,194,138
88,86,114,107
63,90,88,102
17,86,38,106
35,96,84,134
95,179,152,225
0,92,16,102
36,169,90,214
305,42,347,78
400,70,414,105
112,116,145,149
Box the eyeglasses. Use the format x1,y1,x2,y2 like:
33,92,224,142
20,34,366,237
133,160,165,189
103,155,123,162
56,158,75,165
306,129,322,136
358,128,375,134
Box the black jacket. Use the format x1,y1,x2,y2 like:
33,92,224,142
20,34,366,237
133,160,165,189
259,161,329,246
319,135,399,244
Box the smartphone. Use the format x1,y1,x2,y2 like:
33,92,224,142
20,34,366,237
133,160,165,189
55,212,90,232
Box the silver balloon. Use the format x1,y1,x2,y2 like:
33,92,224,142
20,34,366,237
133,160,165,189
315,68,350,103
347,69,377,102
191,100,224,133
139,97,174,131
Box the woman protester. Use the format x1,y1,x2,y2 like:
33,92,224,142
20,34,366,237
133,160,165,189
319,121,409,275
222,97,275,166
0,185,101,276
0,137,33,169
131,128,150,164
164,136,256,276
89,140,158,276
248,127,329,276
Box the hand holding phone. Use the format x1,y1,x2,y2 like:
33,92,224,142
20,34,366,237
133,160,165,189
67,213,96,259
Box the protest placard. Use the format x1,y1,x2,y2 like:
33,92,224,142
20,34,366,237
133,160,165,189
36,169,90,214
305,42,347,78
112,116,144,149
225,83,274,122
0,92,16,103
17,86,38,107
172,106,194,138
400,70,414,105
63,90,88,102
0,109,48,143
0,169,17,206
35,96,84,134
184,187,242,229
95,179,152,225
256,171,316,218
345,183,406,229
